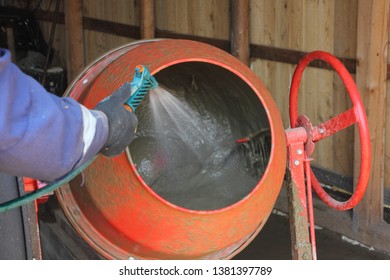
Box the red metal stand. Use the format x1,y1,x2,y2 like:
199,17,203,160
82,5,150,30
285,127,316,259
285,51,371,259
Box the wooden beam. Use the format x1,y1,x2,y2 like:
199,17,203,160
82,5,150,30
33,11,362,75
230,0,250,66
250,44,357,73
354,0,389,226
64,0,85,81
140,0,155,39
83,17,140,39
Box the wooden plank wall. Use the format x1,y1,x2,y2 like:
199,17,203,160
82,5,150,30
25,0,361,175
355,0,389,225
386,12,390,206
250,0,352,176
387,29,390,205
83,0,138,63
4,0,390,246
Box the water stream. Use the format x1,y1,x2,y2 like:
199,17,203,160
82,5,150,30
128,66,270,211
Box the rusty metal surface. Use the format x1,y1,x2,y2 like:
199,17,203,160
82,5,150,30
56,39,286,259
285,129,313,260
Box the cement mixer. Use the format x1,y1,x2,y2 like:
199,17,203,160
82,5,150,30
55,39,287,260
2,39,370,260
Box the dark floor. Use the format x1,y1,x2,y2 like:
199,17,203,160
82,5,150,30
234,211,390,260
39,198,390,260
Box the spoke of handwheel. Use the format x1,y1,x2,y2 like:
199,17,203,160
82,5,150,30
312,108,357,142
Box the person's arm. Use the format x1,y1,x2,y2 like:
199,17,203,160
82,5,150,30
0,49,136,182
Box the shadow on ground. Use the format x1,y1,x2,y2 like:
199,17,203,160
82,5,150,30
234,211,390,260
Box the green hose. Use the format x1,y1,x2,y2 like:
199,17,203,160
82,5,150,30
0,156,96,213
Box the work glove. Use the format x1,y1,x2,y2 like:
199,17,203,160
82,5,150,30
94,82,138,157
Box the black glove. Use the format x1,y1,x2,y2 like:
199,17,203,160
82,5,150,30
94,82,138,157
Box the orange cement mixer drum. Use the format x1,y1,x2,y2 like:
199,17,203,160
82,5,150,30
57,39,286,259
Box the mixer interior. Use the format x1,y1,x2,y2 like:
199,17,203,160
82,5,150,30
128,62,272,210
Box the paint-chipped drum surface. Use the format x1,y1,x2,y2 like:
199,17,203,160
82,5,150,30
57,39,286,259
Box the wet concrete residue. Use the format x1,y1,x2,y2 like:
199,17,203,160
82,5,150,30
128,62,272,211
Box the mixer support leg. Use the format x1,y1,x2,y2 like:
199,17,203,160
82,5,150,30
285,128,314,260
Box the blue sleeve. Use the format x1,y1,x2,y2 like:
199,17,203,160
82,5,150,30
0,49,108,182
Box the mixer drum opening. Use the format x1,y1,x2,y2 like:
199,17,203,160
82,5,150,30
129,62,272,211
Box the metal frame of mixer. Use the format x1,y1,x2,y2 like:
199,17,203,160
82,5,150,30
283,51,371,260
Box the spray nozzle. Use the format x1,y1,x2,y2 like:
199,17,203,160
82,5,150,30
124,65,158,112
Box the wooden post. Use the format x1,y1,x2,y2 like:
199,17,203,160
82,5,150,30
354,0,389,226
6,27,16,62
64,0,85,82
230,0,250,66
140,0,155,39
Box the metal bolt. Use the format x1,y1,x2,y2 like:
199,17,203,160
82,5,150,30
294,160,300,166
297,149,303,155
82,78,88,85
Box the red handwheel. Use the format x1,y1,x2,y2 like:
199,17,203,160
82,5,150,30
289,51,371,211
